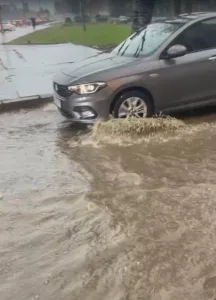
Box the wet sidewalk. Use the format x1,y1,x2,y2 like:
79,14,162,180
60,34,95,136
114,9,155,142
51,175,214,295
0,26,98,106
0,43,97,104
0,23,53,44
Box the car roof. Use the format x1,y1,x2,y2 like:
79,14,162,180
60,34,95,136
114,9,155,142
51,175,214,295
179,11,216,20
154,12,216,25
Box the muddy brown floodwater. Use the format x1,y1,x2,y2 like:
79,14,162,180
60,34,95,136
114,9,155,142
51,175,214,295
1,104,216,300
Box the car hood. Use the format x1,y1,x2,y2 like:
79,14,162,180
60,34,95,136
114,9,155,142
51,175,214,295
61,53,138,79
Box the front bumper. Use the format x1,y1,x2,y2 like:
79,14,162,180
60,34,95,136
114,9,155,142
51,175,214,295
53,88,111,124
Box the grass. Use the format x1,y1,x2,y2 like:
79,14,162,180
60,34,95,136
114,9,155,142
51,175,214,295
9,23,131,46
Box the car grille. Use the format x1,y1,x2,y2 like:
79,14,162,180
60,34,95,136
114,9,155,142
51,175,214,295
53,82,72,98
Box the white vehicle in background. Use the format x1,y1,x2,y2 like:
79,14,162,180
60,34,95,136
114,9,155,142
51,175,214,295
0,21,16,32
118,16,129,23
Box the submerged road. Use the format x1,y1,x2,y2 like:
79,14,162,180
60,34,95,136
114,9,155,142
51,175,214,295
1,105,216,300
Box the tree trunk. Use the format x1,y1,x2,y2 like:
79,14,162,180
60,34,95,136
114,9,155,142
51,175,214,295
132,0,140,33
173,0,182,16
184,0,193,13
140,0,155,27
0,5,4,35
79,0,86,31
131,0,155,33
65,0,80,14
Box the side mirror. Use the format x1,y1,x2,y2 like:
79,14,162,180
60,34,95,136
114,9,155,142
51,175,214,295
166,44,187,59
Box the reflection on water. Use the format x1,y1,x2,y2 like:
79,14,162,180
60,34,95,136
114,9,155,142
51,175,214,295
0,105,216,300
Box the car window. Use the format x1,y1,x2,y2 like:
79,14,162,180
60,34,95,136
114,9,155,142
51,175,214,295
171,17,216,53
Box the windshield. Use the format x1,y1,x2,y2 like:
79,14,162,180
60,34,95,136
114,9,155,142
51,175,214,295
112,22,183,57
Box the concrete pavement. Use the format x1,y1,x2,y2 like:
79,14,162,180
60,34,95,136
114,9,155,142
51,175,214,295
0,43,97,100
0,25,98,111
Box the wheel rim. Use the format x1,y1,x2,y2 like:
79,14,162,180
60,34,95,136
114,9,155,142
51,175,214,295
118,97,147,118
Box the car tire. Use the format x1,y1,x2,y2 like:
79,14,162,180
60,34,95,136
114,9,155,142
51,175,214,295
112,90,154,119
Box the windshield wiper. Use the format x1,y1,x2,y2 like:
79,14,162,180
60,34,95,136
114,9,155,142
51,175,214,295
121,44,130,56
134,29,147,58
130,26,147,40
117,38,128,55
117,26,146,55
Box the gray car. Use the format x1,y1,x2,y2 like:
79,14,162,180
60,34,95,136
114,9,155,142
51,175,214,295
53,12,216,123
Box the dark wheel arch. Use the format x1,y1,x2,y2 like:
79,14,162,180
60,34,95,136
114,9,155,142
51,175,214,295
110,86,155,115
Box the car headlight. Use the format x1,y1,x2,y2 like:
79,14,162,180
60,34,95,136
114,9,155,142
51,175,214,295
68,82,106,95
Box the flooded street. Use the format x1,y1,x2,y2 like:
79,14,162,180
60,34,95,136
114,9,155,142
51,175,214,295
1,105,216,300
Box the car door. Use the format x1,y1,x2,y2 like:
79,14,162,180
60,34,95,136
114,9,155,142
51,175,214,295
154,18,216,111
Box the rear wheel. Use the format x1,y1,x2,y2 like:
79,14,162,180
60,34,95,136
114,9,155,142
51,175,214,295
112,90,154,119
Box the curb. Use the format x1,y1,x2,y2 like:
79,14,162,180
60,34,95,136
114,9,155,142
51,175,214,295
0,95,53,113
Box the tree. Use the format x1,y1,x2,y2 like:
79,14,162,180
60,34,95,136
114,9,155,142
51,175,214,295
131,0,155,33
109,0,128,17
139,0,155,27
64,0,79,13
173,0,182,15
132,0,139,32
183,0,193,13
173,0,193,15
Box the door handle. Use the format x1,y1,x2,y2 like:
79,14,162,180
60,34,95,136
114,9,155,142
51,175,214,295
208,56,216,61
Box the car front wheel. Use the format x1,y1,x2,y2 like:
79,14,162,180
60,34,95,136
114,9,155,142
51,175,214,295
112,90,154,119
